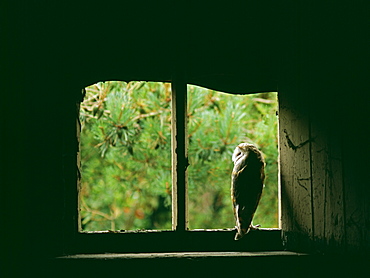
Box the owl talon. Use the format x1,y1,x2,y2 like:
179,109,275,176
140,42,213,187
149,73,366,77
249,224,261,230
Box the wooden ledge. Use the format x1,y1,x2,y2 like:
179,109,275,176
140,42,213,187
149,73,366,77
59,251,307,260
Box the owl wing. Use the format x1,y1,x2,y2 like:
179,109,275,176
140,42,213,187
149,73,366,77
231,153,264,240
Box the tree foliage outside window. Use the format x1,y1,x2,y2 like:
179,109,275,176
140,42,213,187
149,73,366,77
79,81,278,231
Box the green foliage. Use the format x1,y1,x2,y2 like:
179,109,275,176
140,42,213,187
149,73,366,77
79,81,278,231
187,86,279,229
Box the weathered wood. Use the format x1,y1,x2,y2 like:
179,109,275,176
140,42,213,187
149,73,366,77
310,114,345,252
310,120,326,243
76,101,82,232
61,88,84,253
60,250,304,259
280,85,370,254
279,89,313,249
343,141,368,253
171,73,189,231
325,129,344,250
55,251,370,278
76,89,86,233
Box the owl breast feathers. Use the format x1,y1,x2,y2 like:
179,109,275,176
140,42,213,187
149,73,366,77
231,143,265,240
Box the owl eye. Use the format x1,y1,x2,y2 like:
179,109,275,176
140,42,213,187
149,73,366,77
236,152,242,157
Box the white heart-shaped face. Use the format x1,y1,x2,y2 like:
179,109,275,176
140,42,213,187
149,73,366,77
232,143,253,164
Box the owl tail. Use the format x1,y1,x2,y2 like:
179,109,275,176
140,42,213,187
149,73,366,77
234,204,250,240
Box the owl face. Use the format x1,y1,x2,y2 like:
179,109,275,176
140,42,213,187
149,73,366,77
232,143,253,165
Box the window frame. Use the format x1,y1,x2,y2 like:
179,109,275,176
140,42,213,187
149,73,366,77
63,75,282,255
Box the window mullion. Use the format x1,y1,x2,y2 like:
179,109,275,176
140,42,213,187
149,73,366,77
171,75,188,231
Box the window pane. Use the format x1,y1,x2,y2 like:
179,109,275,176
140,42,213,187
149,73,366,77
187,85,278,229
79,81,172,231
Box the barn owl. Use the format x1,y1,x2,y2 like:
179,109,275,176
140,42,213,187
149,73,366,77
231,143,265,240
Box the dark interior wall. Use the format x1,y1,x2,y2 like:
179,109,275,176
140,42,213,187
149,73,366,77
277,1,370,250
279,81,370,254
303,1,369,253
1,0,369,273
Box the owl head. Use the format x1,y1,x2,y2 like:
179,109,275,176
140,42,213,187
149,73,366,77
232,143,254,164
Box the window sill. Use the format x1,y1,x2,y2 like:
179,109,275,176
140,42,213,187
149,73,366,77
58,250,307,260
55,251,367,277
54,250,313,276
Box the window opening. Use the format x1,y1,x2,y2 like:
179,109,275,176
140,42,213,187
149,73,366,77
187,85,279,230
78,80,279,233
79,81,172,231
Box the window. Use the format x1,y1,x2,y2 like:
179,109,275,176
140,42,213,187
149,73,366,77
79,81,172,231
69,78,281,254
187,85,279,230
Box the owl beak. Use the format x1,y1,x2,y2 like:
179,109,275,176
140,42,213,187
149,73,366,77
242,150,249,160
238,146,249,159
